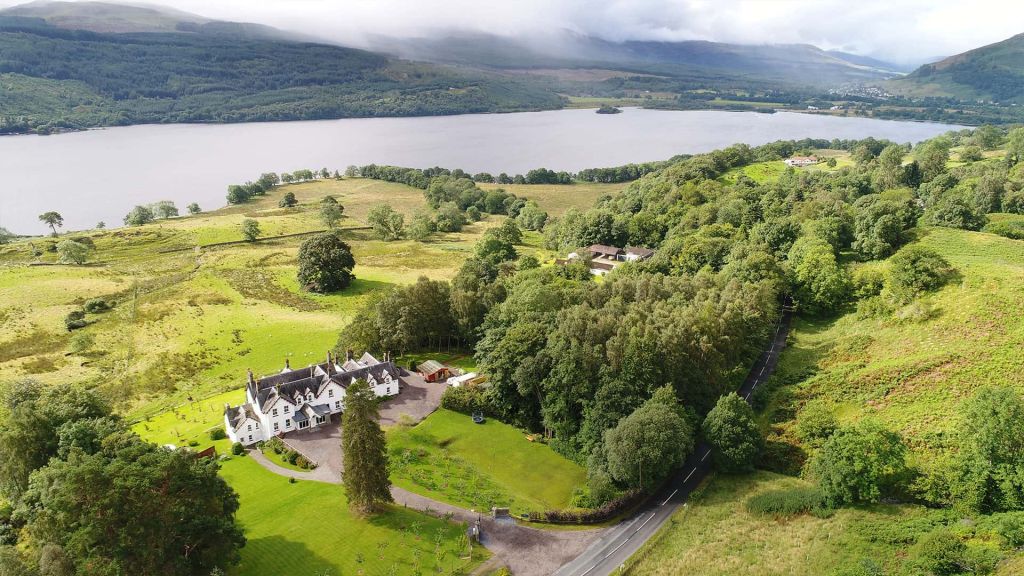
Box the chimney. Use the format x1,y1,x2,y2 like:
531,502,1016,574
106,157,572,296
326,351,333,374
247,368,254,385
346,349,353,361
285,358,290,370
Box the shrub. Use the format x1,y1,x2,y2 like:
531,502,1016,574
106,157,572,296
68,332,94,354
440,385,498,418
910,529,967,576
531,489,644,524
809,421,907,507
295,455,312,469
745,486,829,518
992,512,1024,548
209,427,227,441
982,220,1024,240
796,401,838,444
886,245,954,304
264,436,286,454
286,450,299,465
231,442,244,456
188,440,199,447
83,298,111,313
64,310,87,331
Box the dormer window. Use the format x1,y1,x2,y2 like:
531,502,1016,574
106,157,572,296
296,396,303,405
307,393,314,402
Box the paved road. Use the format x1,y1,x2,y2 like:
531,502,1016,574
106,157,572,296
553,310,793,576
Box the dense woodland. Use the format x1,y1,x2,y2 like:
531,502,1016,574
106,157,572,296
0,17,563,134
341,127,1024,522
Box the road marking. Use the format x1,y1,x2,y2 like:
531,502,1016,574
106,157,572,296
661,489,678,506
571,312,789,576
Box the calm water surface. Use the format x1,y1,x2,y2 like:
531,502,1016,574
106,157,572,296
0,108,961,234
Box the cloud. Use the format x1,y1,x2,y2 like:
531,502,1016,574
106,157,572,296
2,0,1022,65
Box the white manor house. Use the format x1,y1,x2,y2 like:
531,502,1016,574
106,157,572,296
224,351,401,446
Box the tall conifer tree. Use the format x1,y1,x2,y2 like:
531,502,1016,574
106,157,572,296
342,379,392,514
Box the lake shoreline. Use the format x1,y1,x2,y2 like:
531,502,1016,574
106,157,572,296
0,103,968,139
0,108,962,235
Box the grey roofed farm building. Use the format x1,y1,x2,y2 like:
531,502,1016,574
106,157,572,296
562,244,656,276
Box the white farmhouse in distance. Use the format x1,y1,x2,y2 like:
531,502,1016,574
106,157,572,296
224,351,400,446
784,156,819,168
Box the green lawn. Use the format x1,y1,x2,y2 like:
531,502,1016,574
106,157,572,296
219,453,487,576
387,409,586,516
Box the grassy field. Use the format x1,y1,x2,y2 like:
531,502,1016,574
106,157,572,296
0,177,603,425
387,409,587,516
718,152,853,185
219,452,488,576
477,182,625,217
625,472,961,576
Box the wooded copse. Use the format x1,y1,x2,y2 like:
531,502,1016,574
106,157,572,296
341,128,1024,513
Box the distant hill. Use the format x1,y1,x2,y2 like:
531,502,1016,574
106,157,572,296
0,0,308,40
888,33,1024,103
369,31,903,87
0,2,563,134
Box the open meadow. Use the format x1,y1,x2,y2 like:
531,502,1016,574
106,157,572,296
0,175,612,574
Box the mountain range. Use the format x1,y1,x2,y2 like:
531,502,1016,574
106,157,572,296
0,0,1020,132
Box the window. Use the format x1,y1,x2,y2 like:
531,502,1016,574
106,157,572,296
273,422,279,432
296,396,303,405
247,424,252,432
298,420,309,430
247,435,252,442
328,389,334,398
285,419,292,428
334,401,341,410
307,393,314,401
272,408,278,417
386,386,391,395
284,406,290,413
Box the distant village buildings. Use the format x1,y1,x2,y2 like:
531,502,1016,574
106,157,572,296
784,156,819,167
224,351,400,446
559,244,656,276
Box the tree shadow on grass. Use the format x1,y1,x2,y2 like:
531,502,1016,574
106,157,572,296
235,535,335,576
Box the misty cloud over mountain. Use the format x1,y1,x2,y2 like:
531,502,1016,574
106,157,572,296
2,0,1018,67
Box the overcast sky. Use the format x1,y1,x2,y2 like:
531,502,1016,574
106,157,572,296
4,0,1024,65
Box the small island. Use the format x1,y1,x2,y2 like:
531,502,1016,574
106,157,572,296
596,104,623,114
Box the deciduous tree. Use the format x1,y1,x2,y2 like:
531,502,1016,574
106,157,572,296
296,232,355,293
702,393,762,473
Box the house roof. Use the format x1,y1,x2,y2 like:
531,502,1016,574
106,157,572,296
625,246,655,258
587,244,623,255
418,360,448,375
225,403,258,428
247,353,398,414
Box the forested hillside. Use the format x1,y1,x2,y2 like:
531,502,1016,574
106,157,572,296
889,33,1024,103
0,14,563,134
